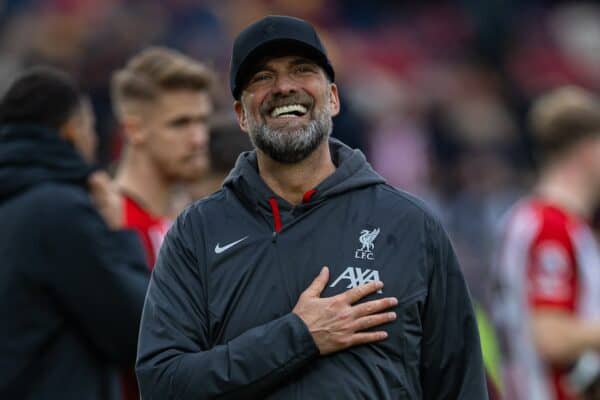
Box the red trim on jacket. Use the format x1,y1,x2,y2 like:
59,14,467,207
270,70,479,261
269,197,282,232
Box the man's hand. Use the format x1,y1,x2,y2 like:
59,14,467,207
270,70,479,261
293,266,398,355
88,171,123,230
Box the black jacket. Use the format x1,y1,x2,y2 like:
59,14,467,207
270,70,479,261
137,139,487,399
0,125,150,399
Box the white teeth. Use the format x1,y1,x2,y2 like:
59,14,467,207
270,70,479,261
271,104,307,117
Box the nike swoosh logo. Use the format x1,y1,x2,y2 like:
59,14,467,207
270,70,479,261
214,236,248,254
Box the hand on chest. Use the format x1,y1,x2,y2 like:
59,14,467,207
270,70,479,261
206,220,426,344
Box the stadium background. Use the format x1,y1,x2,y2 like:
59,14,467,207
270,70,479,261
2,0,600,330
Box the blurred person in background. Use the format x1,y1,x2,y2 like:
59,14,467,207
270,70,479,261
111,46,215,267
183,115,253,201
136,15,487,399
110,46,215,400
494,86,600,400
0,67,150,399
567,208,600,400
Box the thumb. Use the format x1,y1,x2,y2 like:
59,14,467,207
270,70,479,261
303,266,330,298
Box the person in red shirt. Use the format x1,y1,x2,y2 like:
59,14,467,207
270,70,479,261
495,86,600,400
111,47,215,267
110,47,215,399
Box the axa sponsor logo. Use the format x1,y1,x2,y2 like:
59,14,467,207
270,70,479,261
330,267,383,293
355,227,380,260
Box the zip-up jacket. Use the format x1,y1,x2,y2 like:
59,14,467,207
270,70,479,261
0,125,150,399
136,138,488,399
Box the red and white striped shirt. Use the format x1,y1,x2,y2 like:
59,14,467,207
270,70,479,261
496,198,600,400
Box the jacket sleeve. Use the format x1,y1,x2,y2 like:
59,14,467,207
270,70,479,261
420,216,489,400
40,187,150,366
136,210,319,400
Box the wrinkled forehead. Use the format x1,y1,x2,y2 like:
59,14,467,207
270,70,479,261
252,55,321,74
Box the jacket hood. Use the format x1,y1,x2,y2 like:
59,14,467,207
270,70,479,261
0,124,94,202
223,138,385,212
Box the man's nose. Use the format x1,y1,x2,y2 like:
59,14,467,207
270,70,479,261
190,125,208,148
272,73,297,94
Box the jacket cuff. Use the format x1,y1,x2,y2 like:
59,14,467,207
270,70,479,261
287,312,320,359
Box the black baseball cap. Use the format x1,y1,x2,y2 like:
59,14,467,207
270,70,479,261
230,15,335,100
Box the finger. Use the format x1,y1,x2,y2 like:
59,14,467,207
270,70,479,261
351,297,398,318
302,266,330,298
88,172,110,197
88,171,110,186
345,331,388,348
340,280,383,304
352,312,396,332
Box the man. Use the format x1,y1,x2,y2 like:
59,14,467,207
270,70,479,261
137,15,487,399
184,115,253,201
111,46,214,267
494,86,600,400
0,67,150,399
111,47,214,400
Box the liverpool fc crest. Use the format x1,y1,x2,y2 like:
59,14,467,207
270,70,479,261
355,228,380,260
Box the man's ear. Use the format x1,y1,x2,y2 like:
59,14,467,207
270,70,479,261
234,100,249,133
121,114,146,146
58,116,78,145
329,83,341,117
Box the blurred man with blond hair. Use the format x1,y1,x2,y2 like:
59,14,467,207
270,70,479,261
495,86,600,400
111,46,214,400
112,46,214,267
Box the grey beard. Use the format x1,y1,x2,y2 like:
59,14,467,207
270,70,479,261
247,111,333,164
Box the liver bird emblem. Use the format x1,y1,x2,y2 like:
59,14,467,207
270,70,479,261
359,228,380,252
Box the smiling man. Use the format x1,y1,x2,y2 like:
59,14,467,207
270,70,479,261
136,15,487,400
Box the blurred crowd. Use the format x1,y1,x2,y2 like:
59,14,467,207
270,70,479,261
4,0,600,300
2,0,600,399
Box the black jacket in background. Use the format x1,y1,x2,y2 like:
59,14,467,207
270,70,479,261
0,125,150,399
137,138,488,399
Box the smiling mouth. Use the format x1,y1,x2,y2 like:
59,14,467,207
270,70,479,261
269,103,309,118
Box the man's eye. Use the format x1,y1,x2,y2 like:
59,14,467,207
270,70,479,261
251,73,271,83
170,117,192,128
171,121,185,128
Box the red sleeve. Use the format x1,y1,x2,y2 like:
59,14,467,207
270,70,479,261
527,216,578,312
